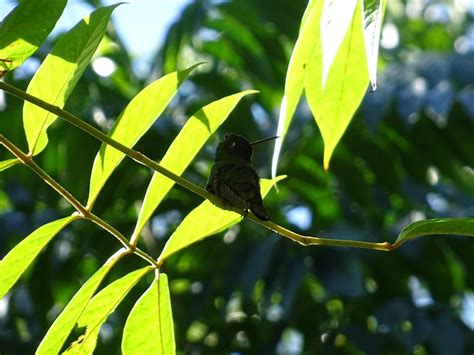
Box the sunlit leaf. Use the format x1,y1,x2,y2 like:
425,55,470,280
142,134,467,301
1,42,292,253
131,90,257,242
396,218,474,245
0,215,77,299
0,158,19,171
23,4,121,156
122,273,175,355
0,0,66,71
320,0,358,88
87,64,200,207
273,0,375,173
36,250,125,355
64,267,152,354
300,0,317,32
306,0,368,169
361,0,386,90
159,176,285,261
272,0,322,177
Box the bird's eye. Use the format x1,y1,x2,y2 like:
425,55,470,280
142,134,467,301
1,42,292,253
231,142,236,148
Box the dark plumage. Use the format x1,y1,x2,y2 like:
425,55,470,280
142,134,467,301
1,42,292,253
206,133,271,221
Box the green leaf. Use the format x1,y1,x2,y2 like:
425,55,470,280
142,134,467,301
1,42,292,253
271,0,323,177
0,158,19,171
361,0,386,90
300,0,317,32
122,273,175,355
273,0,374,173
0,216,77,299
306,0,368,169
36,250,125,355
396,218,474,246
131,90,257,242
86,64,200,207
64,267,152,354
23,4,121,156
320,0,358,88
159,176,285,261
0,0,66,71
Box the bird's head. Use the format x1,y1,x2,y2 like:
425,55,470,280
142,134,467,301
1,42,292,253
215,133,253,161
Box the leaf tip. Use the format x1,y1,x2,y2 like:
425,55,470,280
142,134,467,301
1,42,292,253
323,157,330,171
179,62,207,76
275,174,287,183
237,89,259,98
108,2,127,10
190,61,207,70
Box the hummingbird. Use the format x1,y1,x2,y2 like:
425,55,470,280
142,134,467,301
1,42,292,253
206,133,278,221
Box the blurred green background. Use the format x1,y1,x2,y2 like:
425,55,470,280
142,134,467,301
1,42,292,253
1,0,474,354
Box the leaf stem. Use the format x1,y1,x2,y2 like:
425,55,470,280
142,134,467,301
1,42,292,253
0,134,160,267
256,218,395,251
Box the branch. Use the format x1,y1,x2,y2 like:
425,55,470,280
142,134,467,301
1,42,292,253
0,81,209,202
0,81,397,252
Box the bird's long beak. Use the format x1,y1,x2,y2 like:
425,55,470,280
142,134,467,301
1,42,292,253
250,135,279,146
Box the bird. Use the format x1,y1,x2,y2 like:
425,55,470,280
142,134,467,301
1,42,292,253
206,133,277,221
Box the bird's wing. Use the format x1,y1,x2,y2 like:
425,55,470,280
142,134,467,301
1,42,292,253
222,161,262,201
224,162,269,220
205,164,217,193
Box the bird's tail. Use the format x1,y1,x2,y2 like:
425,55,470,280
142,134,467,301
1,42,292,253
250,203,270,221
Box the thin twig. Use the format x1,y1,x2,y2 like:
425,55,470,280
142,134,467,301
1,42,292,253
0,134,160,266
258,219,395,251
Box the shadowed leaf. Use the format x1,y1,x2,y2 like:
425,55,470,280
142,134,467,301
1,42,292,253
396,218,474,245
362,0,386,90
0,0,66,71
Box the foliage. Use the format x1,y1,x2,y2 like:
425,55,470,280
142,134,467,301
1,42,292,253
1,0,474,354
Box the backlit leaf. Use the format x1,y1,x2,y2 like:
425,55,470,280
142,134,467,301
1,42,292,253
320,0,358,88
306,0,368,169
122,273,175,355
64,267,152,354
271,0,322,177
0,215,77,299
87,64,200,207
23,4,121,155
36,250,125,355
